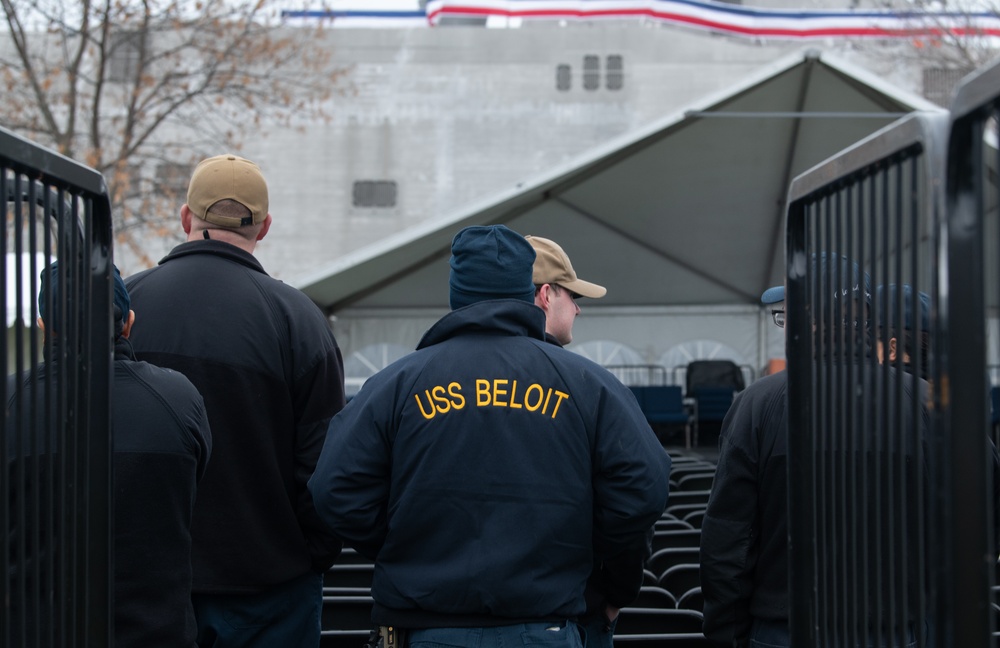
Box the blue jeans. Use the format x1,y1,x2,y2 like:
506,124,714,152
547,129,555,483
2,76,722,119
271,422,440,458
408,621,584,648
749,619,918,648
192,571,322,648
579,614,617,648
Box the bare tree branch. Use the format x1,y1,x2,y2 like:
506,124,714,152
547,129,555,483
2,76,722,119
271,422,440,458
0,0,350,272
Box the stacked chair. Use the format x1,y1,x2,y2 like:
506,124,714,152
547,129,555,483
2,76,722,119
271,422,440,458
322,549,376,648
320,448,718,647
612,449,716,646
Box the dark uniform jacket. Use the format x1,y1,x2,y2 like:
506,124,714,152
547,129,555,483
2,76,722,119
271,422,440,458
125,239,346,593
699,370,789,647
699,365,945,647
6,339,212,647
112,338,212,647
308,299,672,629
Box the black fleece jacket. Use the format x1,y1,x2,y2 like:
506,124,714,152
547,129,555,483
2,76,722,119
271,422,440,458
126,240,346,592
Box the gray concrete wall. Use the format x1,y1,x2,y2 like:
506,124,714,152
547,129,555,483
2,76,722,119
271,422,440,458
241,25,828,282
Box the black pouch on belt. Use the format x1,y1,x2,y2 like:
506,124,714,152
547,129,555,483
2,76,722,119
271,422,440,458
378,625,408,648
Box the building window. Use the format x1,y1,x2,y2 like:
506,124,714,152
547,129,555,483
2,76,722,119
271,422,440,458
108,31,141,84
156,162,190,196
556,64,571,91
606,55,623,91
922,67,970,107
583,55,600,91
353,180,397,208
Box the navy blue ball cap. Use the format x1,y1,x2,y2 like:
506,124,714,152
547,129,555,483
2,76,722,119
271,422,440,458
761,285,785,304
449,224,536,310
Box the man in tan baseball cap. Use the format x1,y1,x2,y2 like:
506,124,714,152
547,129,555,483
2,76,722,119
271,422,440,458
526,235,606,346
528,234,634,648
124,153,346,647
182,153,271,245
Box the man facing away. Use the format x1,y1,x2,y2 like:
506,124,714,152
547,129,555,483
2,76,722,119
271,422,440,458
698,283,794,648
7,262,212,647
527,234,651,648
125,154,347,647
700,257,932,648
308,224,671,648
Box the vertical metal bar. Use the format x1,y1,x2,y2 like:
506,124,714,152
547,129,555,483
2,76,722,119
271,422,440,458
842,181,855,648
67,198,82,646
788,196,815,647
85,191,114,647
892,159,906,647
0,165,7,648
12,174,30,647
28,183,41,648
0,166,7,648
908,153,928,648
41,190,55,648
945,99,992,648
876,161,889,647
854,172,872,648
841,200,852,646
991,107,1000,642
863,168,878,648
814,194,838,645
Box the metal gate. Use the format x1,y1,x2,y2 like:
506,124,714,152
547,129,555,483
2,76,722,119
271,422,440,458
786,62,1000,647
1,126,114,647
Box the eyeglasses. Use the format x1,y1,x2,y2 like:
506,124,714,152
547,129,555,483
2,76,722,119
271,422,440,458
772,309,786,328
537,284,580,300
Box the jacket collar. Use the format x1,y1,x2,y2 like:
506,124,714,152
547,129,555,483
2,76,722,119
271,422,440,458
159,239,267,275
114,336,137,361
417,299,546,350
543,332,562,347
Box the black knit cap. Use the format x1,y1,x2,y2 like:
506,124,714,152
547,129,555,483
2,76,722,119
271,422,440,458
449,224,536,310
38,261,131,333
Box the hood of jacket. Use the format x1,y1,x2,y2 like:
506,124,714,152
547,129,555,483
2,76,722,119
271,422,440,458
417,298,546,350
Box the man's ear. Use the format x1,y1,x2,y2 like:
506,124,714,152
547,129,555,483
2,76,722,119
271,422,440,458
255,214,272,242
888,337,899,362
181,204,193,235
534,284,550,310
121,310,136,339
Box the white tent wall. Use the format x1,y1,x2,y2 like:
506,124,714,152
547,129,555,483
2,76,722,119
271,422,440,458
334,304,785,395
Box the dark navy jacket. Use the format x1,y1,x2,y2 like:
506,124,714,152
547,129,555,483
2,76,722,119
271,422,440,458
6,339,212,647
126,240,346,592
112,338,212,647
309,299,671,628
699,370,789,647
699,365,946,647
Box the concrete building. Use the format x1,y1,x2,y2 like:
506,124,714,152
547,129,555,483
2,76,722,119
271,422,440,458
220,16,934,284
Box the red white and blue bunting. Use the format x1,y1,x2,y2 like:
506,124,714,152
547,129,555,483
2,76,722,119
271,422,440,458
281,0,1000,39
426,0,1000,38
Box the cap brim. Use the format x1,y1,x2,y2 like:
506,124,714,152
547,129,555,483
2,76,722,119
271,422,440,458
560,278,607,299
761,285,785,304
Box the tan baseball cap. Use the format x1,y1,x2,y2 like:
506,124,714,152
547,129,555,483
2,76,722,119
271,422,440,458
186,154,268,227
525,235,607,299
